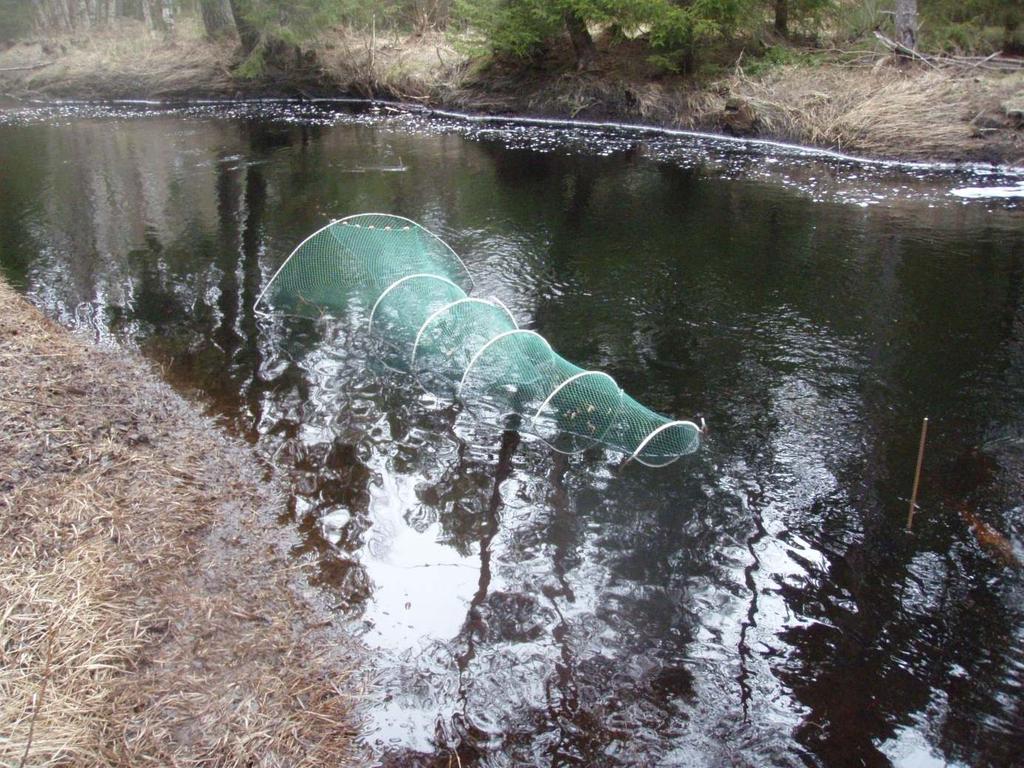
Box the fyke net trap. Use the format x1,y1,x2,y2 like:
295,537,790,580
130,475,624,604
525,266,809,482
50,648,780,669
255,213,701,467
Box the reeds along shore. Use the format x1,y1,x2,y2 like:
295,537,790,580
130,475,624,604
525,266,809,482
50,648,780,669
0,20,1021,166
0,279,364,767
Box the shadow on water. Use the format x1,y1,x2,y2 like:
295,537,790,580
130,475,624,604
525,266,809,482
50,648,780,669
1,102,1023,767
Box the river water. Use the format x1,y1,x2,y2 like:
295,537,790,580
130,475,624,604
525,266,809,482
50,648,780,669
1,101,1022,767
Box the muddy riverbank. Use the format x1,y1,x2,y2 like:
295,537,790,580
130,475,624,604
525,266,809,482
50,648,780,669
1,20,1021,166
0,278,365,766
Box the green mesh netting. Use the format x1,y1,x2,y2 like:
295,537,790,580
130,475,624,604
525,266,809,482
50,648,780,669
255,213,701,466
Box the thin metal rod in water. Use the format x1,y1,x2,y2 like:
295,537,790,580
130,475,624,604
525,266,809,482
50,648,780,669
906,417,929,532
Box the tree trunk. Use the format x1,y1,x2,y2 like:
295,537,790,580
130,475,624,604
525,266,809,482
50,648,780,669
197,0,235,39
59,0,73,31
30,0,60,32
146,0,168,30
774,0,788,38
1004,8,1023,56
200,0,236,39
895,0,918,52
148,0,169,30
81,0,95,28
563,10,595,71
228,0,259,52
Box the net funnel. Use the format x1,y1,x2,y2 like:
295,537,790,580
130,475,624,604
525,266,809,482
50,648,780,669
531,371,623,454
458,329,556,419
412,299,518,399
256,213,702,466
369,274,465,371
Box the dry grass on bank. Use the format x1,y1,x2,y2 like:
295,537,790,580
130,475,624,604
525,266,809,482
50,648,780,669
0,19,463,100
449,52,1023,164
0,18,235,97
316,27,468,101
694,63,1024,162
0,279,365,767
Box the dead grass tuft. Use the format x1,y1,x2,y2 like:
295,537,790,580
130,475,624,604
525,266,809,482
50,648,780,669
695,63,1024,162
0,19,234,97
0,279,366,766
316,27,469,101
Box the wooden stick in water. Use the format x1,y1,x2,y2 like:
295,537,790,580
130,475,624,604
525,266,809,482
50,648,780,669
906,417,929,532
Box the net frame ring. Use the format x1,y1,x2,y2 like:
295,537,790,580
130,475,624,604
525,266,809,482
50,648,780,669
627,420,703,468
367,273,465,337
335,213,476,292
457,329,553,399
528,370,624,454
410,297,518,373
252,218,358,316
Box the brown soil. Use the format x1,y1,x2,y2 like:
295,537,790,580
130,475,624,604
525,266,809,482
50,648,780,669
0,277,366,766
0,19,1021,165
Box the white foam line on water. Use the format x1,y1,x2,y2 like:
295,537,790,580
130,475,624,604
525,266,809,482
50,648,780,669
19,96,1024,177
31,96,370,106
422,106,1024,176
950,183,1024,199
21,97,168,106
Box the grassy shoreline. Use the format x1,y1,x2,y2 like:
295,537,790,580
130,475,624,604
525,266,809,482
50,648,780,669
0,278,365,766
1,20,1022,166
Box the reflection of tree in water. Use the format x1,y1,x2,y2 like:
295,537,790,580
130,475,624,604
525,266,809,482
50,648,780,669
450,424,520,764
417,411,507,559
405,429,708,765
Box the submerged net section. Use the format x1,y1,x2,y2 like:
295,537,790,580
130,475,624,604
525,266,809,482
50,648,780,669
255,213,701,466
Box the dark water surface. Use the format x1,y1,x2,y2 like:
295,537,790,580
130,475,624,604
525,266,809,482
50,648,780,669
2,102,1023,767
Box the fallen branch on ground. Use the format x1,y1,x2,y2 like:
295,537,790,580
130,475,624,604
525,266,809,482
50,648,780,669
874,32,1024,72
0,61,54,72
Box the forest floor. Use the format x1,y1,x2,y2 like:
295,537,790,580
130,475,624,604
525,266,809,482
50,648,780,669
0,19,1022,165
0,277,367,767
